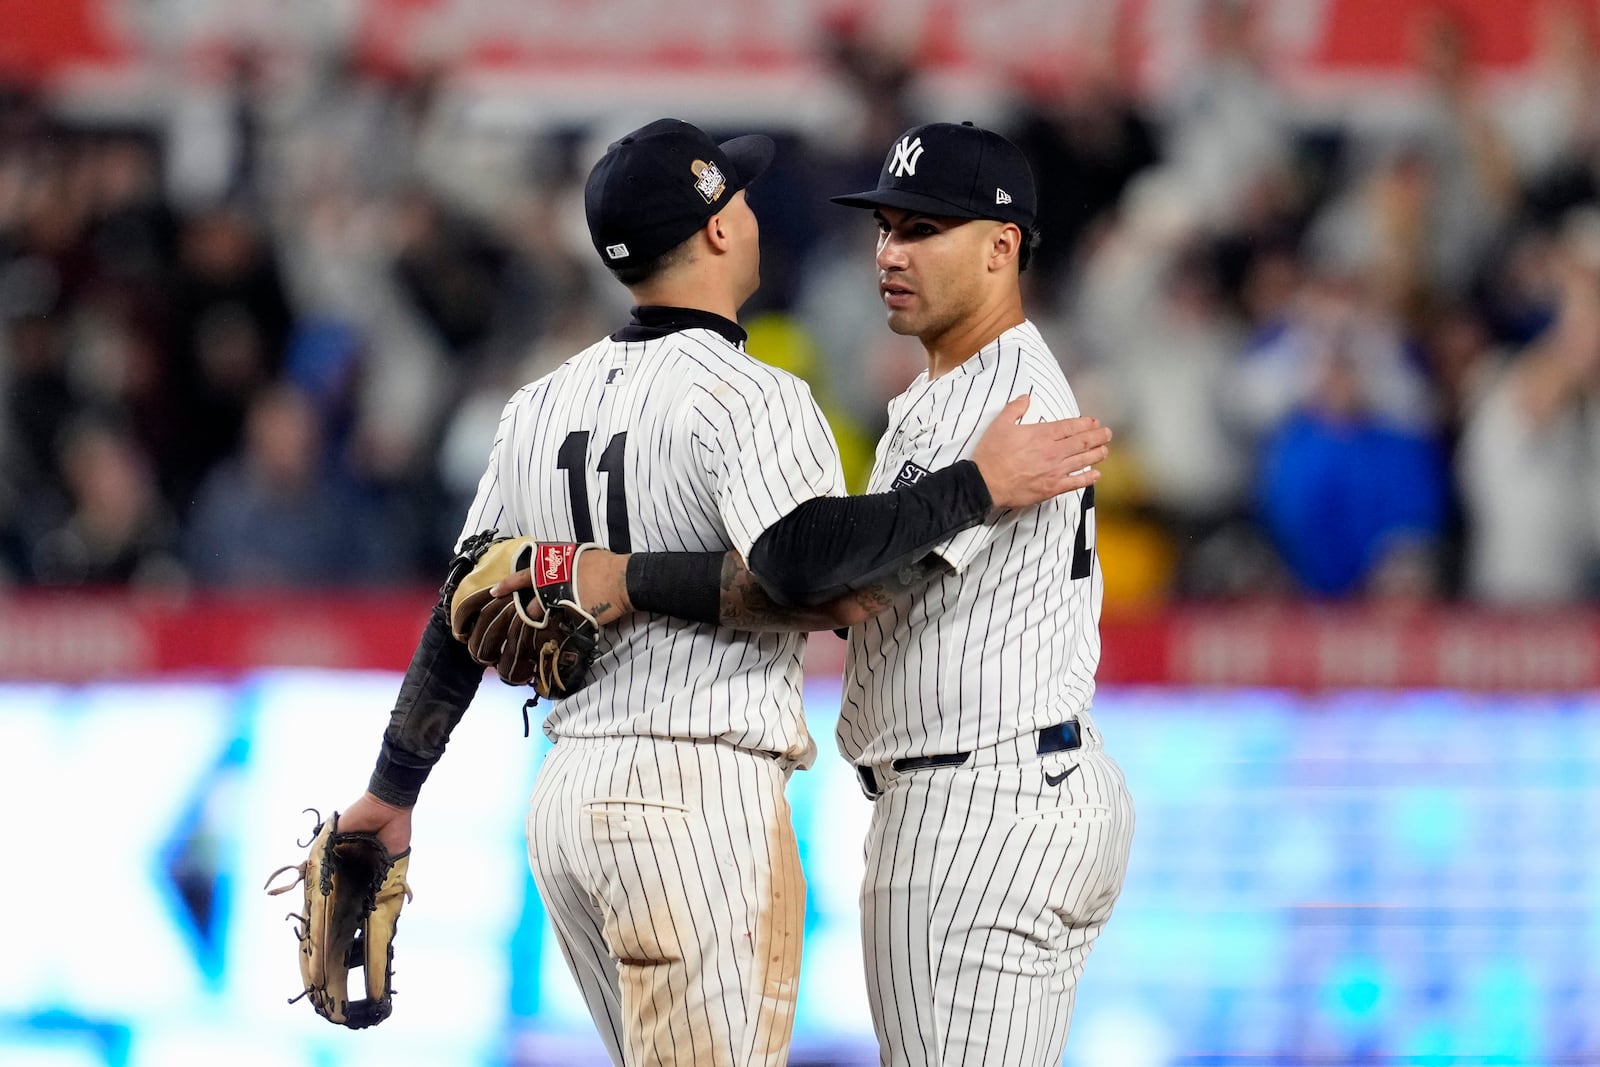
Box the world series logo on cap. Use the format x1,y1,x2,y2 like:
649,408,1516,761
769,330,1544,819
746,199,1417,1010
691,160,726,204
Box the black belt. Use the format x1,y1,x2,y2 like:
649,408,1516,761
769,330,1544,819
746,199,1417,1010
856,720,1082,796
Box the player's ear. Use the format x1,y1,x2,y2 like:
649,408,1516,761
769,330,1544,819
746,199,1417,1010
989,222,1022,271
705,213,733,253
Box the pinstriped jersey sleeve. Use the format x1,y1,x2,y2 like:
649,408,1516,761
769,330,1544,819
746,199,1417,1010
894,344,1080,574
915,393,1019,573
453,384,531,549
700,370,845,558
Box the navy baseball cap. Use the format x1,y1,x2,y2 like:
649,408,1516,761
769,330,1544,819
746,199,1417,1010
831,121,1037,229
584,118,775,271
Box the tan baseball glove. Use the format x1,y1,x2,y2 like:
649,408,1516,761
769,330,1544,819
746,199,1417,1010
446,530,602,697
265,810,412,1028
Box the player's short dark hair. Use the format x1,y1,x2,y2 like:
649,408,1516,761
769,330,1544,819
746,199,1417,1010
1018,227,1040,273
608,233,696,287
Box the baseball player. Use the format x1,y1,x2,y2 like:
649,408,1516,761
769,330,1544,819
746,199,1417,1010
328,118,1112,1067
828,121,1136,1067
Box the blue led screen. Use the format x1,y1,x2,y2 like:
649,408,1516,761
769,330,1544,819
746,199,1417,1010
2,674,1595,1066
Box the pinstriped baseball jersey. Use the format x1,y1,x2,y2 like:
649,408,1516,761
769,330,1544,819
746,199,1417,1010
839,320,1102,765
842,319,1133,1067
458,321,844,766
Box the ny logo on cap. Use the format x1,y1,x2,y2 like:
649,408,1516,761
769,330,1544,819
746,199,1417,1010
888,136,924,178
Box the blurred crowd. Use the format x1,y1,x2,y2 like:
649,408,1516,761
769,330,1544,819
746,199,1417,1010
5,1,1600,607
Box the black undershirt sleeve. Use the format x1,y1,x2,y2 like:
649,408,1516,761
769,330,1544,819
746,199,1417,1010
745,459,992,606
367,602,486,807
624,460,992,620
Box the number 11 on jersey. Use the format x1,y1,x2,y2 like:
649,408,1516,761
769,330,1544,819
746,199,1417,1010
556,430,631,551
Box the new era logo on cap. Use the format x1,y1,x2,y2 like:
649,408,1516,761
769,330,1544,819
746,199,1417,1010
996,189,1012,205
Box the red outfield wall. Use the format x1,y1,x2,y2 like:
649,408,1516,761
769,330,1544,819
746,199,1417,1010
3,589,1597,691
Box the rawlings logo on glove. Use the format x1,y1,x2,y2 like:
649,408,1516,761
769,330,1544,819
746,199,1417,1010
537,542,573,583
444,531,602,698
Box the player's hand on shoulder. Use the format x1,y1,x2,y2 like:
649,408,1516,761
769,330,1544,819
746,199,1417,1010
972,395,1111,508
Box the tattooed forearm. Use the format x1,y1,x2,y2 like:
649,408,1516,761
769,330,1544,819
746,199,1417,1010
718,555,839,631
717,552,949,632
846,556,946,617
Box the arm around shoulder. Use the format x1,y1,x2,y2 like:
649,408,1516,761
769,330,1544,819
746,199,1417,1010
498,402,1111,633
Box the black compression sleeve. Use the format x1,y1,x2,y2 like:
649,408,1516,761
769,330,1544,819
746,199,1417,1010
366,602,485,807
747,459,992,607
625,551,724,625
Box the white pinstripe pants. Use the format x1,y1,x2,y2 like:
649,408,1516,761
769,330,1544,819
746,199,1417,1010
858,728,1134,1067
526,735,806,1067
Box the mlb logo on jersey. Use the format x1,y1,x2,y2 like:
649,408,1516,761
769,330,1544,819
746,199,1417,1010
891,460,932,490
888,418,932,456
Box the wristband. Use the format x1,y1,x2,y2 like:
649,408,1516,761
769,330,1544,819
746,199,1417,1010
368,746,431,808
625,551,725,626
